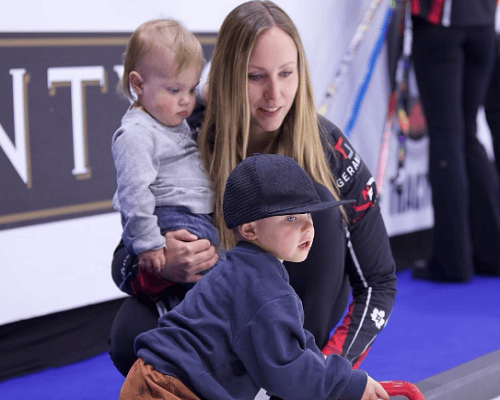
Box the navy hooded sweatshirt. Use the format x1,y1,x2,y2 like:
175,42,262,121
135,241,368,400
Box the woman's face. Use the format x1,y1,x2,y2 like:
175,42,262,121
247,26,299,138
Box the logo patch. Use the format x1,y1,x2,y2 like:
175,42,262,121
370,307,386,329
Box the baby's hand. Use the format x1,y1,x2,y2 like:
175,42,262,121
361,376,389,400
139,248,166,274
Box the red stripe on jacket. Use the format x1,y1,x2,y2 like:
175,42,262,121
411,0,446,24
320,303,370,369
428,0,446,24
412,0,420,15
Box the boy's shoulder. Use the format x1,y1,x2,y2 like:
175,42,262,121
215,242,291,293
225,241,277,266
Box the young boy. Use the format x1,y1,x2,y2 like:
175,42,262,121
112,19,218,274
119,154,389,400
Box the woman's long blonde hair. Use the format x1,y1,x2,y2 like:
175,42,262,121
199,0,342,250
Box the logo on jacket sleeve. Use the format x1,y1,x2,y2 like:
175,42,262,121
334,136,354,160
370,307,386,329
334,137,362,189
353,177,376,213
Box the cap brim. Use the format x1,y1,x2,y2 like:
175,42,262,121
265,199,355,218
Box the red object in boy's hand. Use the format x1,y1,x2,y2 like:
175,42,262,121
380,381,426,400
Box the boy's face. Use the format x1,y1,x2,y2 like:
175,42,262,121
135,49,200,127
250,213,314,263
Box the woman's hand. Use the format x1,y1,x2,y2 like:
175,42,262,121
156,229,218,283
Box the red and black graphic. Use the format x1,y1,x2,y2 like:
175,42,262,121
352,177,377,223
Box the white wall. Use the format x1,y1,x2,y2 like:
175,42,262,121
0,214,123,324
0,1,241,33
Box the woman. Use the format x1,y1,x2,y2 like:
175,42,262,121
109,0,397,378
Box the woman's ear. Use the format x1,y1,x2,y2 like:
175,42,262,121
129,71,143,96
238,222,258,241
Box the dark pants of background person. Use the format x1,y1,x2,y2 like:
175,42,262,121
485,34,500,177
109,183,351,381
412,17,500,281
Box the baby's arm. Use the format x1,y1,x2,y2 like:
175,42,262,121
112,124,165,257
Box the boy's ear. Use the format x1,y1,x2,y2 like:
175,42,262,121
238,222,258,241
129,71,143,95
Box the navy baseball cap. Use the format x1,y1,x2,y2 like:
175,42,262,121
223,153,353,229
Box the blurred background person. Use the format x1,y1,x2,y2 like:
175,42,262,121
410,0,500,281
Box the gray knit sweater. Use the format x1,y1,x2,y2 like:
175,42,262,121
112,108,213,255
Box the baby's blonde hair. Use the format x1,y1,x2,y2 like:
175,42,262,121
119,18,204,101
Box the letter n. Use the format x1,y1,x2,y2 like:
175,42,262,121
0,69,31,188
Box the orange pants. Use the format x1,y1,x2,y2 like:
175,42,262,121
119,358,200,400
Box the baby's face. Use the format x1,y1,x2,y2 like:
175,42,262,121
138,50,200,127
252,213,314,263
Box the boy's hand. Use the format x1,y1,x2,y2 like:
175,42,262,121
139,248,166,274
361,377,390,400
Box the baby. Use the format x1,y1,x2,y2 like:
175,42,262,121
112,19,218,273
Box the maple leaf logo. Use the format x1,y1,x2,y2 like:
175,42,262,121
370,308,386,329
